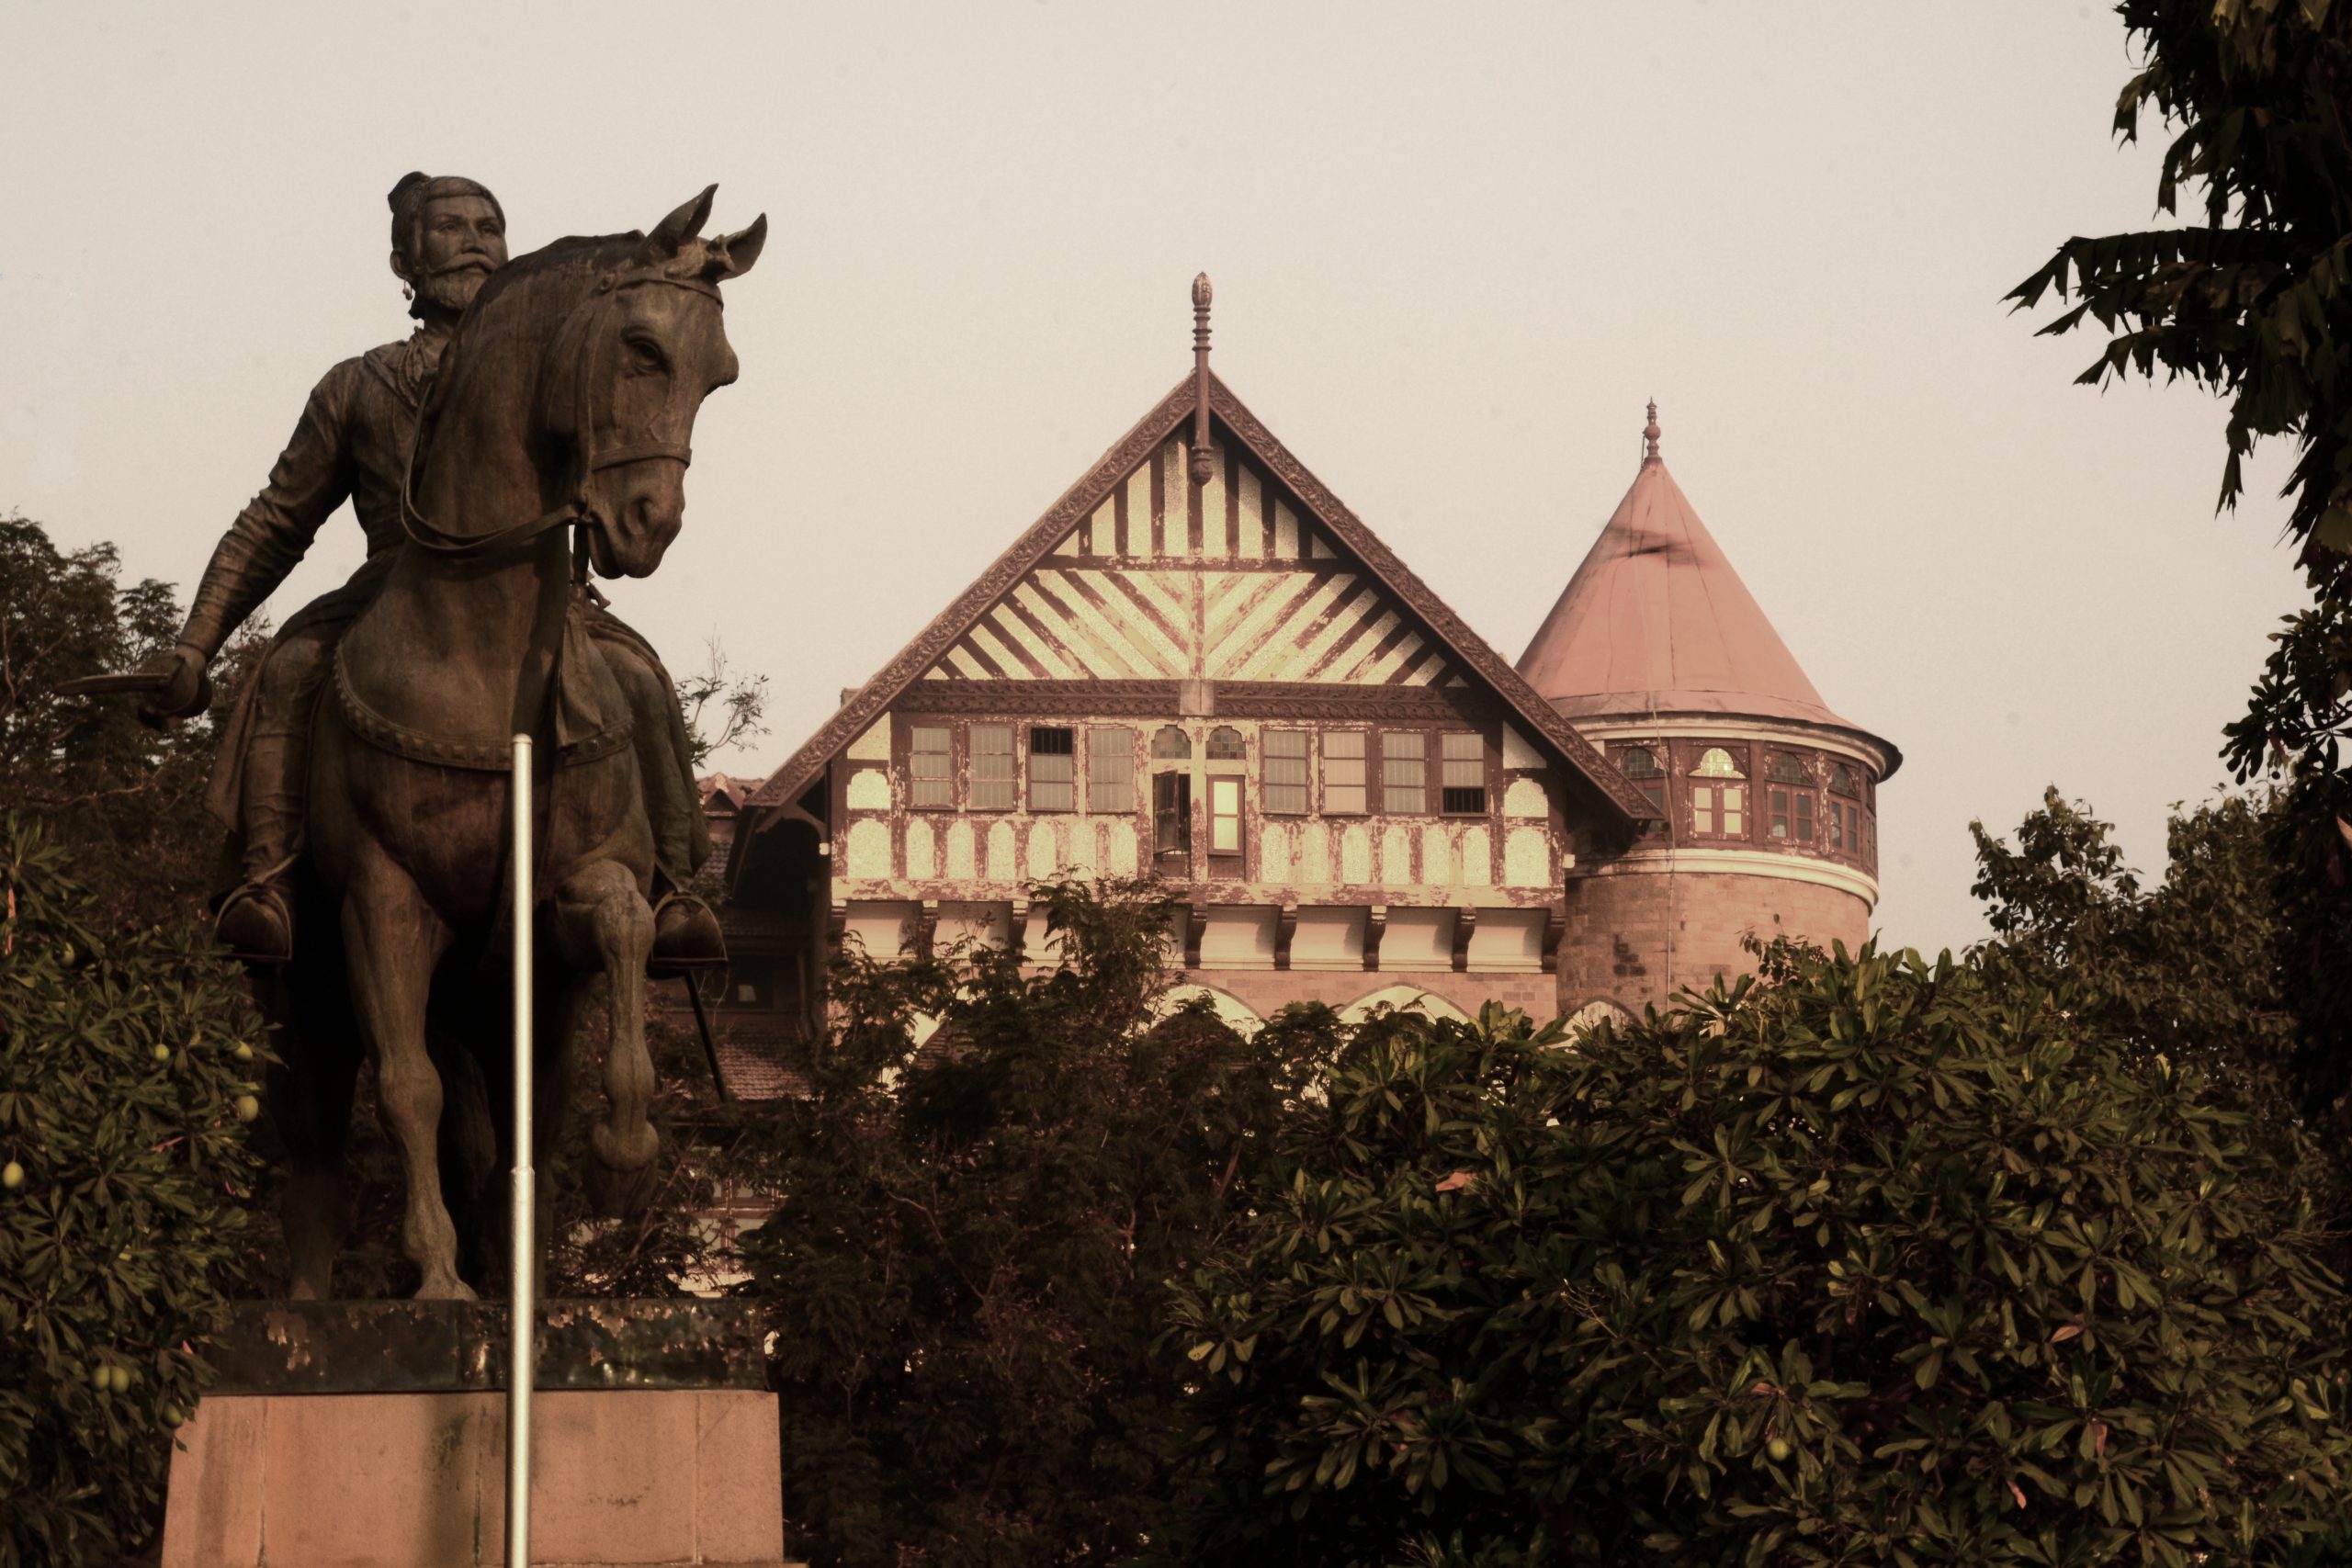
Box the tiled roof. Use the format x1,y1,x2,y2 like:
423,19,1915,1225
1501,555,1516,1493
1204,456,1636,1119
1516,424,1898,772
709,1013,811,1101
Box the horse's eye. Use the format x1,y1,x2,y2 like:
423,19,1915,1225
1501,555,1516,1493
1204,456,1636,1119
624,337,666,374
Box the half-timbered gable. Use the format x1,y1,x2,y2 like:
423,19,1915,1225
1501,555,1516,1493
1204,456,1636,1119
727,367,1653,1038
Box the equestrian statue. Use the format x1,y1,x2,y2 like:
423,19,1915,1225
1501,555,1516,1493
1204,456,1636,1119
124,181,765,1297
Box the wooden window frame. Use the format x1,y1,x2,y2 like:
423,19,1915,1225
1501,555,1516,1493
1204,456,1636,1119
1439,730,1488,817
1205,773,1245,873
1322,729,1368,815
1262,728,1310,816
969,723,1015,812
907,722,956,811
1028,725,1076,813
1380,729,1429,815
1088,726,1136,815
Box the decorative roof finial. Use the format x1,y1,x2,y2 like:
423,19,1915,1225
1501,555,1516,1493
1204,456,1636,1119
1643,400,1661,465
1190,273,1215,487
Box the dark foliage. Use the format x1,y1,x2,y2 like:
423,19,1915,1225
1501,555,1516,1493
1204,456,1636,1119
0,817,268,1567
1167,949,2350,1566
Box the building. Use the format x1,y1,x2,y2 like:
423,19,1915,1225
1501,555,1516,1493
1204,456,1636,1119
713,283,1894,1076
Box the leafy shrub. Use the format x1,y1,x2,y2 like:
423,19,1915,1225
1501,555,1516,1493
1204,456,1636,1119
0,816,266,1567
1167,946,2350,1565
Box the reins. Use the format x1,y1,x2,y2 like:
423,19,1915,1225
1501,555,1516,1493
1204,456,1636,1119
399,269,719,563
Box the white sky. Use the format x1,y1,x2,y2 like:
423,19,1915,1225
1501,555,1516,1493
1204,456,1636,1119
0,1,2304,956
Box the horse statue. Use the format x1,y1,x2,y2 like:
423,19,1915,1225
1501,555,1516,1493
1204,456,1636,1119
265,187,764,1299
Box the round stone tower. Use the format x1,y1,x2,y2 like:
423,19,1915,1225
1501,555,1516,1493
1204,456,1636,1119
1518,405,1899,1021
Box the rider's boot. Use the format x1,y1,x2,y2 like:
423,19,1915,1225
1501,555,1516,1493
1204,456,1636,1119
217,641,321,965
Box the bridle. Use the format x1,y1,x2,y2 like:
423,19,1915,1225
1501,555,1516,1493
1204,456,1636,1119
400,265,721,567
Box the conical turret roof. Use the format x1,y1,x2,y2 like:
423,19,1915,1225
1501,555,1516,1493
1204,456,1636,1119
1518,414,1894,765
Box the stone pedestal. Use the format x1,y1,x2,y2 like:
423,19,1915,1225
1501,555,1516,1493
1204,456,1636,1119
162,1301,787,1568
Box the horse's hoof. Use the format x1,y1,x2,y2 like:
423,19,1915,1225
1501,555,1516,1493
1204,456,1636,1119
413,1275,479,1302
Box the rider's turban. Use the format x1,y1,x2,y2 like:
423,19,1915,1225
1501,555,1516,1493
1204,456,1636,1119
387,172,505,260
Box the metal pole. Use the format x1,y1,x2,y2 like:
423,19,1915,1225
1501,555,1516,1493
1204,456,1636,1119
507,733,535,1566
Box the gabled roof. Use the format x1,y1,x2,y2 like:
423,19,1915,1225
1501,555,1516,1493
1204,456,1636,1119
1516,440,1899,772
747,371,1654,823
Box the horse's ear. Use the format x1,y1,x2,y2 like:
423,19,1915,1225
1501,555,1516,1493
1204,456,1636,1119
638,185,718,263
704,213,767,282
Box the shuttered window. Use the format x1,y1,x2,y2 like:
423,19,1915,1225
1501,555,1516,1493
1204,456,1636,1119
1089,728,1135,812
1209,777,1242,856
1263,730,1309,815
1324,731,1366,814
1029,727,1075,812
910,726,953,808
971,725,1014,810
1441,731,1486,814
1153,771,1191,857
1381,731,1426,814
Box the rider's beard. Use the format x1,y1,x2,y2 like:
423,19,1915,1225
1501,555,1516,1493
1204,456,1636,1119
411,262,492,319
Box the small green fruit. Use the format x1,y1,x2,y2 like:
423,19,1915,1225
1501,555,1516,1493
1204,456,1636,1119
90,1361,109,1390
232,1042,254,1063
2,1160,22,1190
163,1404,185,1428
109,1365,132,1393
234,1094,260,1123
1766,1437,1792,1462
153,1043,172,1063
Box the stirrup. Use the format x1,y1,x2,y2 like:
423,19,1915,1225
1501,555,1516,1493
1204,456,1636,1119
649,890,727,975
217,881,295,965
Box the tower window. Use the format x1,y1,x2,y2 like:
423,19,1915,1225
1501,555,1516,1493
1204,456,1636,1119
1692,783,1746,839
1694,746,1746,779
971,725,1015,810
1089,727,1135,813
1382,731,1427,814
1767,754,1806,784
1263,730,1309,815
909,725,953,808
1770,786,1815,843
1206,726,1246,761
1151,725,1193,760
1324,731,1367,814
1441,731,1487,814
1029,727,1075,812
1829,763,1860,797
1614,744,1668,819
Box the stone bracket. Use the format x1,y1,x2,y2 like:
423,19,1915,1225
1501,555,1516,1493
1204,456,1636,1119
1541,902,1566,975
1184,903,1209,970
916,898,940,962
1273,903,1298,971
1450,907,1476,973
1363,904,1387,972
1010,896,1032,961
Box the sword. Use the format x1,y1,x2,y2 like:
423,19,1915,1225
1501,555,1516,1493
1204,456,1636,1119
56,668,214,714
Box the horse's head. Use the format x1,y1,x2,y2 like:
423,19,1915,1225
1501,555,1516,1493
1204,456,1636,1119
538,186,766,579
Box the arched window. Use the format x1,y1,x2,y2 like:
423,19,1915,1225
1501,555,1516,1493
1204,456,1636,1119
1826,765,1862,857
1690,747,1746,839
1767,754,1815,844
1829,763,1859,796
1206,726,1246,760
1617,746,1660,778
1767,754,1805,784
1150,725,1193,760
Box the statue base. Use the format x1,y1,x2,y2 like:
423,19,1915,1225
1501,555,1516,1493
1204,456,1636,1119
161,1301,790,1568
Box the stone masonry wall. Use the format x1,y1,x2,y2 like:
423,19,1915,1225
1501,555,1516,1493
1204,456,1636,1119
1556,871,1870,1019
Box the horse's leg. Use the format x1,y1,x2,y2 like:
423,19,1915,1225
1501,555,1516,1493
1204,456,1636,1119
549,860,658,1217
264,956,363,1301
430,1013,499,1291
340,852,471,1299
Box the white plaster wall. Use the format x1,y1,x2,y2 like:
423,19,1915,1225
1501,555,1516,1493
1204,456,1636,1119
1502,778,1547,818
1420,824,1453,886
1340,825,1372,883
1026,822,1059,881
1106,820,1138,874
1197,907,1279,969
1459,826,1492,886
845,768,890,809
1381,825,1411,884
1500,725,1544,770
987,821,1018,882
944,821,978,880
1384,908,1453,971
845,819,891,879
843,900,916,957
1292,906,1365,969
904,818,936,879
1468,908,1544,972
847,719,891,761
1504,827,1549,887
1299,821,1331,884
1259,822,1293,883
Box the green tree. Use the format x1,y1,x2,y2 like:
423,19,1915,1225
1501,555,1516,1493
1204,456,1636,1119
736,879,1318,1567
1167,947,2350,1565
0,817,268,1568
2007,4,2352,1129
1970,786,2296,1103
